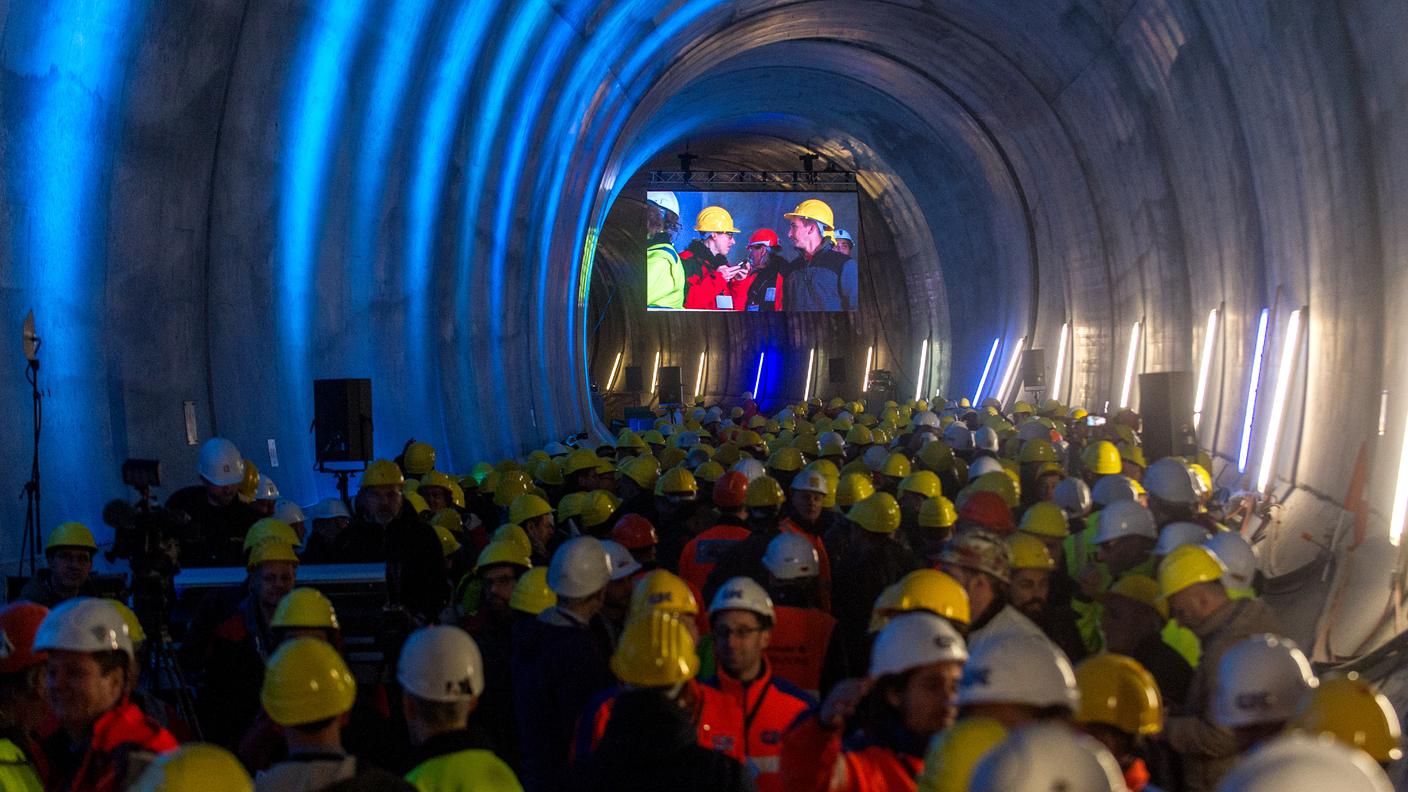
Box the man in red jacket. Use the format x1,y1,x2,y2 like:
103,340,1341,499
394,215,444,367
681,206,744,310
34,598,177,792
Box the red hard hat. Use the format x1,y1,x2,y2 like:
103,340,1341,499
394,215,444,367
714,471,751,508
0,602,50,674
748,229,780,248
611,514,659,550
958,491,1015,534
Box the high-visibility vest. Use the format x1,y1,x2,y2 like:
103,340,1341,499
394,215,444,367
765,605,836,699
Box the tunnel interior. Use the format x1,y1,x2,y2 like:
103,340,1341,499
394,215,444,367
3,0,1408,668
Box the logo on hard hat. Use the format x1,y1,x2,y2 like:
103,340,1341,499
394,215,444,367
722,589,744,600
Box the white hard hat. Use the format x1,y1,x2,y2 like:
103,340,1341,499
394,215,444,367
198,438,245,487
255,474,280,501
1204,531,1257,591
970,722,1125,792
601,540,641,581
658,423,676,437
1145,458,1200,504
730,459,766,483
790,470,829,496
762,532,820,580
818,431,845,449
706,406,723,422
1093,501,1157,544
396,625,484,702
307,497,351,520
273,499,306,526
862,446,890,472
1214,634,1317,728
835,411,854,424
1016,421,1050,443
709,577,775,621
943,423,974,451
741,391,754,401
1091,474,1140,506
544,441,570,457
1154,521,1209,557
1053,477,1092,516
546,536,612,598
973,427,1000,453
646,191,679,217
968,456,1004,481
1213,733,1393,792
676,431,701,449
959,632,1079,710
870,612,967,678
34,598,134,658
912,411,940,428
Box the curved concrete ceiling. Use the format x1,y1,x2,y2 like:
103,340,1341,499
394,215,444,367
1,0,1405,630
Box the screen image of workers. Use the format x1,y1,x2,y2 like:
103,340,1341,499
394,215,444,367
644,190,860,312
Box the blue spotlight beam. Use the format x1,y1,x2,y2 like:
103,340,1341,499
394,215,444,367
973,337,1001,404
1237,309,1271,473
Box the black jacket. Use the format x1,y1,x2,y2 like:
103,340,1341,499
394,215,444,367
784,242,857,311
165,486,262,567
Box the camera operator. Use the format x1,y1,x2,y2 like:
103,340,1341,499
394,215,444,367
18,522,100,607
165,438,261,567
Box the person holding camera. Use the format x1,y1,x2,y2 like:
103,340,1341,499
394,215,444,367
18,522,100,608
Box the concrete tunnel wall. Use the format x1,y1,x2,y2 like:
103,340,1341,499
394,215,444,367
1,0,1407,652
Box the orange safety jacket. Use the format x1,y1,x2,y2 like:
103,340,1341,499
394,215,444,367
678,523,751,596
777,518,835,611
701,661,814,792
780,716,924,792
573,679,746,763
765,605,837,699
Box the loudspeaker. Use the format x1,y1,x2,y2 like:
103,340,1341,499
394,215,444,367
313,379,373,463
657,366,683,404
828,357,848,385
1138,371,1198,462
623,365,643,392
1021,349,1046,389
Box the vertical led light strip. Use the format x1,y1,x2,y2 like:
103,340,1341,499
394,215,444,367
996,336,1026,406
861,346,875,394
1237,309,1271,473
1050,323,1070,399
1193,308,1220,430
804,347,817,402
694,351,706,401
1256,308,1304,493
606,351,623,390
1119,322,1142,409
974,337,1001,404
1390,406,1408,546
754,352,766,398
649,350,661,394
913,340,930,402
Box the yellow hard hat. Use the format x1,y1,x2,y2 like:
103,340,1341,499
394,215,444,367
1082,441,1122,476
480,470,502,495
46,521,97,553
1289,673,1404,762
509,493,552,525
879,452,911,478
533,458,565,487
1119,442,1147,469
237,459,260,502
657,447,687,471
917,441,955,472
872,428,892,446
767,446,805,473
556,492,587,523
447,480,466,509
110,600,147,644
656,466,698,496
641,429,666,446
783,198,835,230
361,459,404,489
260,637,355,726
845,425,873,446
899,471,941,499
870,569,970,632
432,525,462,557
618,454,661,489
1019,439,1058,464
1019,502,1070,539
564,448,602,476
1012,401,1036,415
247,539,299,569
244,518,301,553
805,458,840,480
1157,544,1226,601
491,523,532,557
130,743,253,792
580,490,621,529
836,472,876,508
493,470,533,507
430,509,462,536
419,470,454,494
916,716,1008,792
919,496,958,529
847,492,901,534
475,539,529,571
509,567,556,615
615,429,647,450
610,610,699,688
792,433,821,457
1105,574,1169,620
693,460,726,483
1075,654,1163,736
1070,407,1089,421
403,442,436,476
694,205,740,234
405,491,430,515
271,588,340,632
745,476,786,508
968,471,1019,509
1007,533,1056,571
819,437,846,458
628,569,699,621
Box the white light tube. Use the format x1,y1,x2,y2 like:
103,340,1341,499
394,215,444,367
1051,323,1070,399
1193,308,1219,430
1237,309,1270,473
1256,309,1303,493
1119,322,1142,409
974,337,1000,404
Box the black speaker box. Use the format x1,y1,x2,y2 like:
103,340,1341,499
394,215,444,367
1139,371,1198,461
313,378,373,463
1021,349,1046,389
623,365,643,392
657,366,683,404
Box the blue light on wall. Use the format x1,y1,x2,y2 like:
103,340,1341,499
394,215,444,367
754,351,767,398
973,337,1001,404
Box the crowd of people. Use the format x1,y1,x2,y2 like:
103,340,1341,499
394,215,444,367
0,394,1400,792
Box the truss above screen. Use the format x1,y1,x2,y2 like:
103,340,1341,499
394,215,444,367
648,170,857,190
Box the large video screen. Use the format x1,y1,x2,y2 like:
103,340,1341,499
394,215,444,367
644,190,860,312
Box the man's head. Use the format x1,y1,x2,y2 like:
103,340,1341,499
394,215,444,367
358,459,406,526
789,470,829,523
871,613,968,737
709,577,775,683
786,216,825,256
834,228,854,257
1007,534,1054,621
43,522,97,596
694,206,739,258
546,536,612,619
197,438,245,506
396,626,483,745
1099,577,1165,655
248,542,299,617
1093,500,1157,576
938,528,1012,618
1158,544,1229,631
33,598,135,735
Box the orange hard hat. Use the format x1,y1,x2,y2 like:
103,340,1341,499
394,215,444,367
713,471,750,509
611,514,659,550
748,229,780,248
958,491,1015,534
